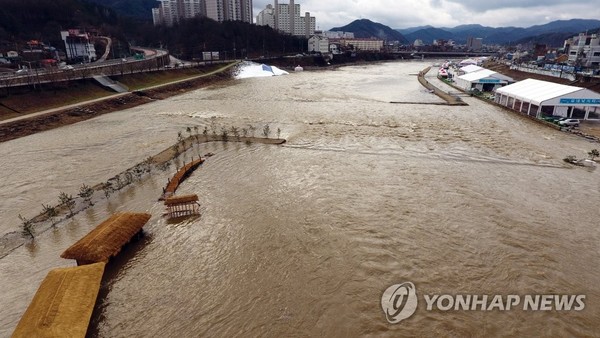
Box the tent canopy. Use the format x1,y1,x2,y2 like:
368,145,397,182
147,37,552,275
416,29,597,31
459,65,484,73
457,69,513,83
495,79,585,106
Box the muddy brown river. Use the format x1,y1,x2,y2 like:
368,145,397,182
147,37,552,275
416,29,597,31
0,61,599,337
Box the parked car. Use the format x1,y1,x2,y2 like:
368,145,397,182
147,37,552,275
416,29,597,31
558,119,580,127
14,69,28,75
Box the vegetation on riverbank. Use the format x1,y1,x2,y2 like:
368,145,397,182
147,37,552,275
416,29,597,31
1,125,285,259
0,64,228,119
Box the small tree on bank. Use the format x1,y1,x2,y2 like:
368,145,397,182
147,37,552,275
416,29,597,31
263,124,271,138
19,214,34,239
42,204,58,226
231,126,240,141
221,127,229,141
78,184,94,206
102,182,113,199
203,126,209,140
277,127,281,139
588,149,599,161
59,192,75,217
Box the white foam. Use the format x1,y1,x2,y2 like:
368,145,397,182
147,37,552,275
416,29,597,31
234,61,289,79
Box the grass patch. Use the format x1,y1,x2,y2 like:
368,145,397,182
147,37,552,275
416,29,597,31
0,64,231,120
116,65,226,91
0,81,113,119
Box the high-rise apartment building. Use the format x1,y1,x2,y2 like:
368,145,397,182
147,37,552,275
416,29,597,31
466,37,483,51
152,0,253,26
566,33,600,67
256,1,316,37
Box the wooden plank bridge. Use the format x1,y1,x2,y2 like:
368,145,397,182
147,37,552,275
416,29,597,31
159,158,204,200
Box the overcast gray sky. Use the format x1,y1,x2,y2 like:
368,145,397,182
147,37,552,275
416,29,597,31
252,0,600,30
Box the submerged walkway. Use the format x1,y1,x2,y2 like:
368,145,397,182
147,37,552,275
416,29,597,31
417,66,468,106
160,158,205,200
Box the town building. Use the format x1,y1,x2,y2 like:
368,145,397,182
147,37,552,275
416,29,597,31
494,78,600,120
308,35,329,53
255,4,275,27
20,40,60,67
152,0,253,26
60,30,97,63
323,31,354,39
565,33,600,67
337,38,384,52
466,37,483,51
255,1,316,37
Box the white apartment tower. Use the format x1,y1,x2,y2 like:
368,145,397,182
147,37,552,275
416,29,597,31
153,0,253,26
256,1,316,37
566,33,600,67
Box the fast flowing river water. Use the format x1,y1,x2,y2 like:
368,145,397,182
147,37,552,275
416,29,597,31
0,61,599,337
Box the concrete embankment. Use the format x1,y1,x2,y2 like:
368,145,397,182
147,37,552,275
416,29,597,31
417,66,468,106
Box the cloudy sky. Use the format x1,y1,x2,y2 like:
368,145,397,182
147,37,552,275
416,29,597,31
252,0,600,30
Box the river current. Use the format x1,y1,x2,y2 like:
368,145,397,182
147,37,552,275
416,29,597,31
0,61,599,337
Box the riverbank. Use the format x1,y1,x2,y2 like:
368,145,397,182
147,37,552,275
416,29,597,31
417,66,468,105
0,63,238,143
0,134,286,259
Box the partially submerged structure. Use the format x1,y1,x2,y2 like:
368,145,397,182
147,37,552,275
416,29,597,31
61,212,151,265
12,262,105,338
164,194,200,219
160,158,204,200
494,79,600,120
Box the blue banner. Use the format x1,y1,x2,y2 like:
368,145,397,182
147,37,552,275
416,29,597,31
559,98,600,105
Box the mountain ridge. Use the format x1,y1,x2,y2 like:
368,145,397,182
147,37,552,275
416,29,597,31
399,19,600,46
330,19,408,43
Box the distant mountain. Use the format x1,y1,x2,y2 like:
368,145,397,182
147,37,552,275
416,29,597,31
404,27,454,44
514,32,575,47
396,25,434,35
84,0,155,19
331,19,408,43
397,19,600,46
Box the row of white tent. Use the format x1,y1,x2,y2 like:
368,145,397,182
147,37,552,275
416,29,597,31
448,63,600,120
452,65,515,92
494,79,600,120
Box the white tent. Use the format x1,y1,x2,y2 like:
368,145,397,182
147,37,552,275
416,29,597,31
458,65,484,74
494,78,600,119
455,69,514,92
458,58,477,66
